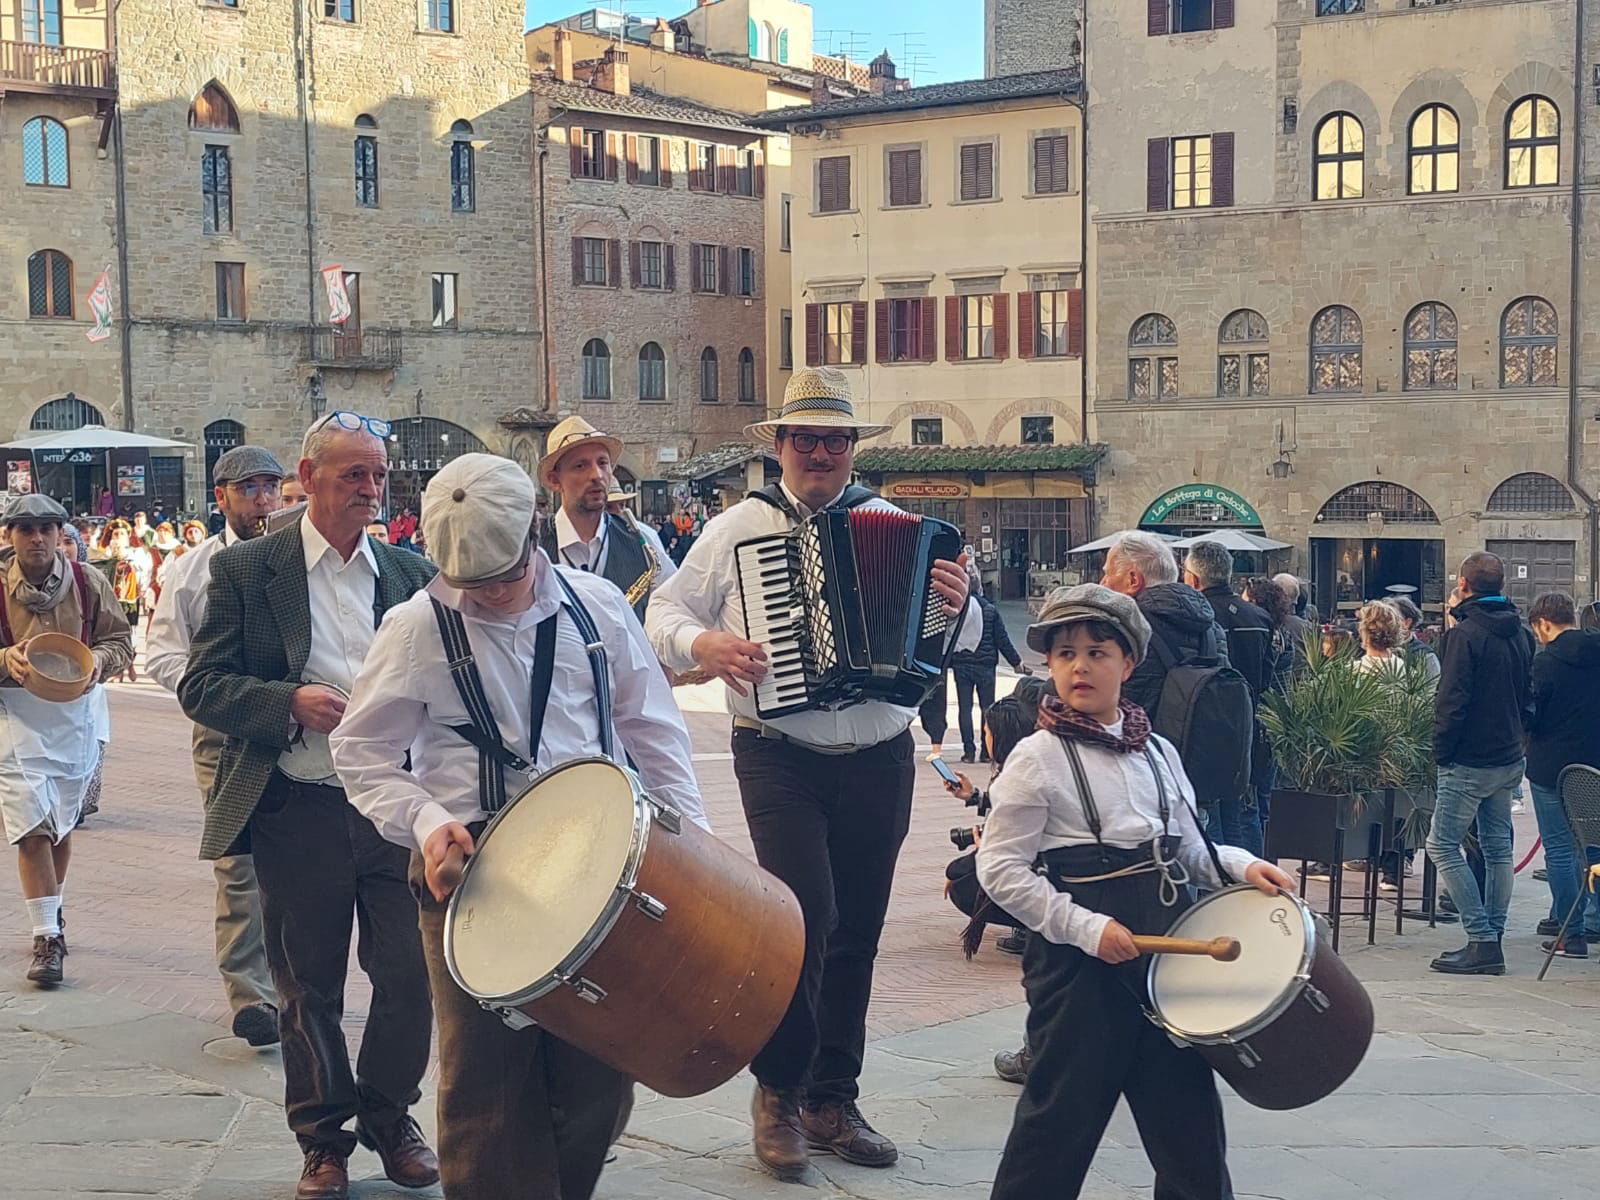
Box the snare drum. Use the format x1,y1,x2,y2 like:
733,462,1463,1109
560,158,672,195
1148,886,1373,1110
444,757,805,1098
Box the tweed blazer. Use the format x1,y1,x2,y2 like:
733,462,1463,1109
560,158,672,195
178,517,436,860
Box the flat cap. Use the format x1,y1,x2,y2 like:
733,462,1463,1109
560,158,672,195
1026,582,1153,665
212,445,288,486
3,494,69,526
422,454,538,585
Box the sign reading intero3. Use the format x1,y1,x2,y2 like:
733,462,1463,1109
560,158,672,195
1140,483,1262,527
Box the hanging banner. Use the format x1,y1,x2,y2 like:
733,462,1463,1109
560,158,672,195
322,265,352,325
84,267,113,343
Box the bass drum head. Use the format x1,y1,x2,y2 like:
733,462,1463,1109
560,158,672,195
1149,887,1312,1039
447,759,640,1001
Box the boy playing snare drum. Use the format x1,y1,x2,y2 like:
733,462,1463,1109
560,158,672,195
976,584,1294,1200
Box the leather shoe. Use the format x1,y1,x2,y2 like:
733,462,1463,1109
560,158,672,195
800,1099,898,1167
993,1042,1031,1084
751,1083,809,1180
1537,918,1563,937
296,1149,349,1200
231,1001,280,1048
1430,941,1505,975
355,1114,439,1189
26,936,64,986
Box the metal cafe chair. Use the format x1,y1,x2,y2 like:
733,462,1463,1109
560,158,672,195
1537,764,1600,982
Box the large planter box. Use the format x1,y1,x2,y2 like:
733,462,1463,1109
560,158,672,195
1266,789,1366,863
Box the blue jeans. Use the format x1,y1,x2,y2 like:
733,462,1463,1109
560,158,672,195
1531,781,1600,940
1426,761,1523,943
1216,792,1264,859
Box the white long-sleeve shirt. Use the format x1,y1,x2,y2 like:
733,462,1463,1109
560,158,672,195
332,548,707,853
145,526,241,695
976,725,1262,956
555,508,677,584
645,482,980,751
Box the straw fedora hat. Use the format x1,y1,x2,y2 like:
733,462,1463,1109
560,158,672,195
744,366,891,443
605,486,637,503
539,416,625,489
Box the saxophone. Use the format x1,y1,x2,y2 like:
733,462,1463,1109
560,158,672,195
620,510,661,608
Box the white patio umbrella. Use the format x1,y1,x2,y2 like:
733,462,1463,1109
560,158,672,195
0,424,192,452
1067,529,1180,555
1169,529,1291,553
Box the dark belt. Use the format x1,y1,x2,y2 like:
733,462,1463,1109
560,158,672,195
731,715,860,756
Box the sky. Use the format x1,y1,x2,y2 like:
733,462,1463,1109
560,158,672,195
524,0,985,87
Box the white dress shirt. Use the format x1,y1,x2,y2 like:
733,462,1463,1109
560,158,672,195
332,548,707,853
645,481,980,752
146,525,241,695
976,725,1262,956
555,508,677,585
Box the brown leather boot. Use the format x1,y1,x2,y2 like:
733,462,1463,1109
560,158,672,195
800,1099,899,1167
751,1083,809,1180
295,1149,349,1200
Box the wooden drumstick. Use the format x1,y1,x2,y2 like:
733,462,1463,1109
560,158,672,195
1130,935,1241,962
437,843,468,893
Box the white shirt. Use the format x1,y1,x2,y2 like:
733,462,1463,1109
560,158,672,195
556,508,677,586
332,548,707,852
976,725,1262,956
645,481,980,751
146,526,241,695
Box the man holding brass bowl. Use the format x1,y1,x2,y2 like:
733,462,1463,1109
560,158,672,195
0,494,131,986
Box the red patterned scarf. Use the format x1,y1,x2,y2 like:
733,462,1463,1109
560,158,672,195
1036,695,1151,754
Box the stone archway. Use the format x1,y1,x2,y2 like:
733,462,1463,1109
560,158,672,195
385,416,488,515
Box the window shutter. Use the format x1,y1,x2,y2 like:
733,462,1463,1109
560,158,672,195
569,127,583,177
1034,134,1068,193
875,298,890,363
850,301,868,365
960,144,978,199
1147,137,1170,212
945,296,960,362
571,237,583,285
661,141,673,188
920,297,938,362
818,158,837,211
690,243,702,292
1016,291,1035,359
978,143,993,198
1053,135,1069,192
1148,0,1168,36
605,133,620,181
805,303,822,366
630,241,641,288
754,147,766,197
664,243,676,291
626,134,639,184
720,147,735,194
1212,131,1235,208
889,150,907,206
1067,288,1085,358
839,157,851,209
993,292,1009,360
608,239,622,287
1032,137,1049,193
1215,0,1234,29
718,245,731,295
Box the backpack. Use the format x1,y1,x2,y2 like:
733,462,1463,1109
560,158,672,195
1147,623,1254,803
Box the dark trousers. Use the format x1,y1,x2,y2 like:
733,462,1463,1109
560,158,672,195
412,855,631,1199
953,665,997,758
918,676,948,745
731,727,915,1105
248,775,433,1156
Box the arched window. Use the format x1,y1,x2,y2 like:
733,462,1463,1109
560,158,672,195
777,27,790,64
204,419,244,487
1313,112,1363,200
27,250,73,319
1310,305,1362,393
758,21,774,60
581,338,611,400
1408,105,1459,195
450,119,475,213
385,417,488,514
1403,302,1457,391
747,18,760,59
738,347,757,403
30,395,103,431
700,347,719,402
21,117,68,187
638,342,666,402
1507,95,1559,188
1128,313,1178,400
1501,296,1558,387
1487,473,1574,514
354,116,379,208
189,83,240,133
1316,481,1439,525
1217,309,1268,397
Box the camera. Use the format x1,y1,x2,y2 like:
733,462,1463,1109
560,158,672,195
949,824,983,851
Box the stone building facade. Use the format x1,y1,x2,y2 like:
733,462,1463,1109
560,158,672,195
1087,0,1600,615
985,0,1081,77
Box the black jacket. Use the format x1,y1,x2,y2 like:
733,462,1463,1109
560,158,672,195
1525,628,1600,787
1201,584,1274,703
1434,595,1534,769
951,596,1022,672
1124,583,1232,715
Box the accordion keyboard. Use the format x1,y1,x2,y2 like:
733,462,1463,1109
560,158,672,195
735,537,811,717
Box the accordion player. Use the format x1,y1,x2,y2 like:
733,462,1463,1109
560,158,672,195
735,506,965,719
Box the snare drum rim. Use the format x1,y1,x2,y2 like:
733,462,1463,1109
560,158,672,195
1146,884,1318,1047
442,756,653,1005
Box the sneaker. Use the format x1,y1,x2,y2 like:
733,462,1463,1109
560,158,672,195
1379,877,1398,893
1538,918,1564,938
1533,868,1549,882
1543,938,1589,960
993,1044,1031,1084
26,935,64,986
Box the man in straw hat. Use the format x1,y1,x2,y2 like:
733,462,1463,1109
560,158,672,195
646,366,979,1180
0,494,130,987
334,453,707,1200
147,445,288,1047
536,415,674,622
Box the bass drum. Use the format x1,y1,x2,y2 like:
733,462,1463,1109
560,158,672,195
1147,886,1373,1110
444,758,804,1098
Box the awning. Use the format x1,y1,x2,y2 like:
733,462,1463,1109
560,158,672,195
661,443,777,482
1170,530,1291,552
1,425,191,452
854,443,1107,475
1067,529,1179,555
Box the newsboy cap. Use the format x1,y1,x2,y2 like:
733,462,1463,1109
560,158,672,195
1026,582,1153,665
422,454,537,586
212,445,288,486
3,494,69,527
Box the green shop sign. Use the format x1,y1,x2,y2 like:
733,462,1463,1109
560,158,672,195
1141,484,1262,527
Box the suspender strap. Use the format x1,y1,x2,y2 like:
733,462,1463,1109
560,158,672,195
551,571,616,761
1057,737,1105,847
0,559,94,649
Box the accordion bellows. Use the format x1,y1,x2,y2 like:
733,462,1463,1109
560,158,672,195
736,508,962,719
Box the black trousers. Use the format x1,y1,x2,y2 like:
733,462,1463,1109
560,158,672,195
731,726,915,1105
952,665,997,758
249,774,433,1156
918,675,948,745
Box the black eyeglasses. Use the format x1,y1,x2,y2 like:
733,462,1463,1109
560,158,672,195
786,432,856,455
226,480,283,500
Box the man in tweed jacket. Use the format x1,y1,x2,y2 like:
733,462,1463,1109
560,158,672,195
180,414,438,1200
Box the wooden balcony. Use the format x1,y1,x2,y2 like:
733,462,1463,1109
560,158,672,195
303,326,403,370
0,41,115,98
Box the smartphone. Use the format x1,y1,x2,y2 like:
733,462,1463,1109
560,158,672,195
929,757,961,787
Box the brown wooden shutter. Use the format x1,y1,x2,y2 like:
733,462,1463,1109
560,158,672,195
605,133,620,181
663,243,676,291
1034,134,1068,193
945,296,961,362
1067,288,1085,358
1215,0,1234,28
805,303,822,366
875,299,890,363
721,146,735,194
1016,291,1035,359
689,243,702,292
608,239,622,287
888,150,908,206
1212,131,1235,207
1148,0,1168,36
661,141,673,188
1032,137,1049,193
626,134,639,184
977,143,993,198
1147,137,1170,212
920,297,937,362
992,293,1009,360
571,237,583,285
718,246,731,295
754,147,766,197
629,241,641,288
818,157,836,211
838,157,851,209
569,127,583,176
850,301,868,365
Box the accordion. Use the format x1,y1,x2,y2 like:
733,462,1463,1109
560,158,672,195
735,507,963,719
